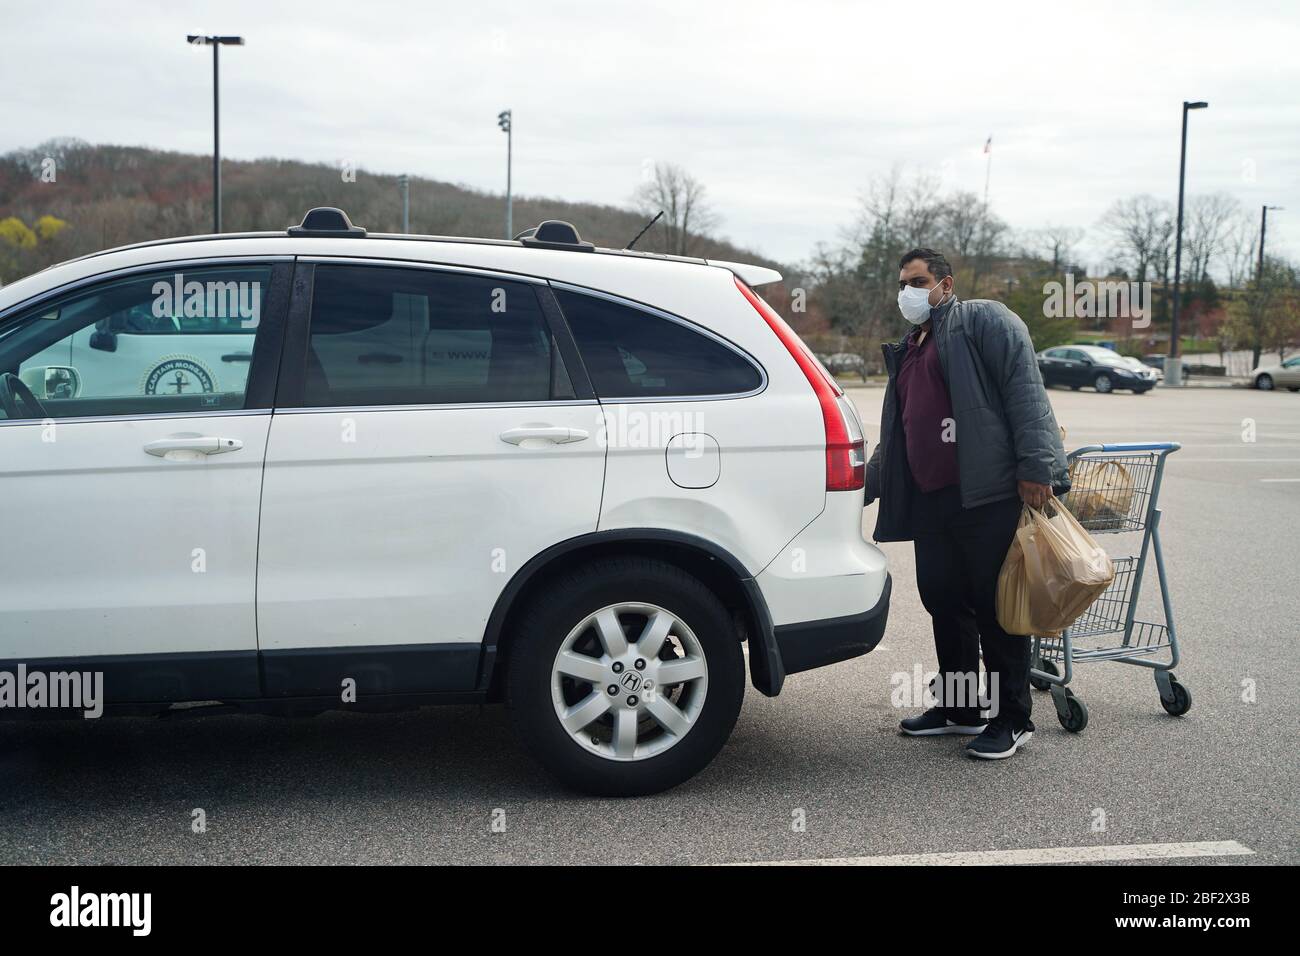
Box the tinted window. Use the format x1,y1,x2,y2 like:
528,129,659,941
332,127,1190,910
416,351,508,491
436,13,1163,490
304,265,574,407
1,265,269,421
556,289,761,398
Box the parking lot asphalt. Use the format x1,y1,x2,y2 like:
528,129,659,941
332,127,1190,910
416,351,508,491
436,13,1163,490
1,386,1295,865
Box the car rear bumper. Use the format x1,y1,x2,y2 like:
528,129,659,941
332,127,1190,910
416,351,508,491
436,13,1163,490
773,573,891,675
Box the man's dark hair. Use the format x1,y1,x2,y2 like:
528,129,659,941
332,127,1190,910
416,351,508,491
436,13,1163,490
898,247,953,281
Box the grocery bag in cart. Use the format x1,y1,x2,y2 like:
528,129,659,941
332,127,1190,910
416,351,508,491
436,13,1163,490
997,503,1115,637
1067,459,1136,527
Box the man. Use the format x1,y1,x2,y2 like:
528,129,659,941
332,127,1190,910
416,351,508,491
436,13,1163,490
865,248,1069,760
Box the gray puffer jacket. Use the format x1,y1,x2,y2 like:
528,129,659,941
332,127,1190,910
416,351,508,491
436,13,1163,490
864,296,1069,542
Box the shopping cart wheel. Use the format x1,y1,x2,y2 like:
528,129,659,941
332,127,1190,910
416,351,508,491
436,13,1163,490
1030,659,1059,691
1052,688,1089,733
1160,676,1192,717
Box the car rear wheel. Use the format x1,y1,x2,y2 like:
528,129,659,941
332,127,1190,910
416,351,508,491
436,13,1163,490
1093,373,1114,393
505,557,744,796
1257,374,1274,390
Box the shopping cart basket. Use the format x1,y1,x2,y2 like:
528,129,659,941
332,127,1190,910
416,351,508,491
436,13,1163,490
1028,442,1190,732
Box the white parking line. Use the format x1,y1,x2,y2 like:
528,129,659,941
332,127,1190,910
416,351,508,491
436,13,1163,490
1260,478,1300,483
741,840,1254,866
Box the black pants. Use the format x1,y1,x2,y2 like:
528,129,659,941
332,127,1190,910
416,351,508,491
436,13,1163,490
912,485,1032,729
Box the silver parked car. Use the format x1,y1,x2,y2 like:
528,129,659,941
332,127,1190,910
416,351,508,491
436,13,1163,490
1251,356,1300,391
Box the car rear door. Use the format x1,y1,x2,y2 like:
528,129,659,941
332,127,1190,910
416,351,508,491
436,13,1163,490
0,261,290,702
254,260,605,697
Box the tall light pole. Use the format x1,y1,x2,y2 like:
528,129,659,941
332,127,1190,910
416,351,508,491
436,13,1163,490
1168,99,1207,387
187,34,244,234
398,174,410,233
1258,205,1283,282
498,109,512,239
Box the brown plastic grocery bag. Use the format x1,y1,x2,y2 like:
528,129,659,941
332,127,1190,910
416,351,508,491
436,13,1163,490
997,503,1115,636
1067,459,1136,528
996,508,1040,636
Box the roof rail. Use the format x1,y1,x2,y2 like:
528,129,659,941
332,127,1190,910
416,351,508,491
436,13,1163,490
288,207,367,237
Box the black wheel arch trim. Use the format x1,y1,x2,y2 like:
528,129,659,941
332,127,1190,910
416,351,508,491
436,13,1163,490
477,528,787,697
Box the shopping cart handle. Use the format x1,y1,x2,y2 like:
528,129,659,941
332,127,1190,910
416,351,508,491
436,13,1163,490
1098,442,1181,453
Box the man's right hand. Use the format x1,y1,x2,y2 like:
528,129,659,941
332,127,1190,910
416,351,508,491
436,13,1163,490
1018,480,1053,509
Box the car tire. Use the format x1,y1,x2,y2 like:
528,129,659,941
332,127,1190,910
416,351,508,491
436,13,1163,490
505,556,745,797
1093,373,1114,394
1257,374,1274,390
1289,387,1300,393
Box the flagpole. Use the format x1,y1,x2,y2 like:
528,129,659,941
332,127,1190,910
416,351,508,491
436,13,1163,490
983,135,992,208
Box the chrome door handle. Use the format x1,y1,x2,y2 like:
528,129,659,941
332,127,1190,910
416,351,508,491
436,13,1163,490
499,426,589,446
144,437,244,459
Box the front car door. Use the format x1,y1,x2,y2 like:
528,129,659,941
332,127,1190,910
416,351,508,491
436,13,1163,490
254,261,605,698
0,260,289,704
1280,357,1300,387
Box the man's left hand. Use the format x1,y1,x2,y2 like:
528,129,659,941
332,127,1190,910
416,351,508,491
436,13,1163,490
1018,480,1053,509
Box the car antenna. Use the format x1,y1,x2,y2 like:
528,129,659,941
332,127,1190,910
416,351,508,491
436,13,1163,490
625,211,664,250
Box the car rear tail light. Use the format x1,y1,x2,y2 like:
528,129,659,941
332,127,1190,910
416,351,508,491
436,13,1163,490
736,277,865,491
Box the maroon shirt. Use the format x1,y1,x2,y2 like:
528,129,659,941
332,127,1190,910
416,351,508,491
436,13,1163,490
896,326,959,493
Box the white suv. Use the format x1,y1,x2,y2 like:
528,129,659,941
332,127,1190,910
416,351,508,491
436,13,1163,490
0,209,890,795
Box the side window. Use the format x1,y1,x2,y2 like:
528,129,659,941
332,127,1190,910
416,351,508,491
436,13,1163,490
303,265,573,408
0,265,269,421
555,289,762,399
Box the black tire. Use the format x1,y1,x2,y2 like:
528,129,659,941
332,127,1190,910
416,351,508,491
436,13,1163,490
1093,373,1114,394
1287,387,1299,393
1058,694,1089,733
505,557,745,797
1030,658,1059,692
1161,678,1192,717
1256,374,1274,391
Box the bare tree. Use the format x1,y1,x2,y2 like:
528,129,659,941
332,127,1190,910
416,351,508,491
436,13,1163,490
1099,195,1172,282
939,191,984,259
632,162,719,256
1033,224,1085,273
1183,193,1241,286
1224,210,1261,289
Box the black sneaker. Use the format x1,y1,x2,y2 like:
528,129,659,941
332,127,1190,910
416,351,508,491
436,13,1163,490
900,707,988,736
966,718,1034,759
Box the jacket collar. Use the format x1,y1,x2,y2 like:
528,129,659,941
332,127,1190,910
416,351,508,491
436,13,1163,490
930,294,957,329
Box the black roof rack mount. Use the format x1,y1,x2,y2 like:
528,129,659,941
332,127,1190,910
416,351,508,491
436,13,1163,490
516,220,594,252
288,207,367,238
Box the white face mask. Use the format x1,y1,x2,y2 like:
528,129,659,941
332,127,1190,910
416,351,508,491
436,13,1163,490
897,281,948,324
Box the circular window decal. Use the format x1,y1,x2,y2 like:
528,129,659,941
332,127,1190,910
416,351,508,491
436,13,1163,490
142,356,216,396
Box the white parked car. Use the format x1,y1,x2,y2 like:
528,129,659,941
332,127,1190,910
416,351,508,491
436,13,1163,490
0,209,889,796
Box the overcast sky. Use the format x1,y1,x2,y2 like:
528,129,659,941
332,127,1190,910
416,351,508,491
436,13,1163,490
4,0,1298,270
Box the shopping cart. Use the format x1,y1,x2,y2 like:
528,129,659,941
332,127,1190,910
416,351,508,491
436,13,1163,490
1028,441,1190,732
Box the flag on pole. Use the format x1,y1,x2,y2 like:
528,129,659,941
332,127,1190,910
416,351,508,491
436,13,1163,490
984,136,992,154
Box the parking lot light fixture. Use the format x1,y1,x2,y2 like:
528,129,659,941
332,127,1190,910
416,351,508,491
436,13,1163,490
1168,99,1207,387
186,35,245,234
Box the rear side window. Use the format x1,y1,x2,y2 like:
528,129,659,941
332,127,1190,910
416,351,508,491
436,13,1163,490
555,289,762,399
304,265,574,407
